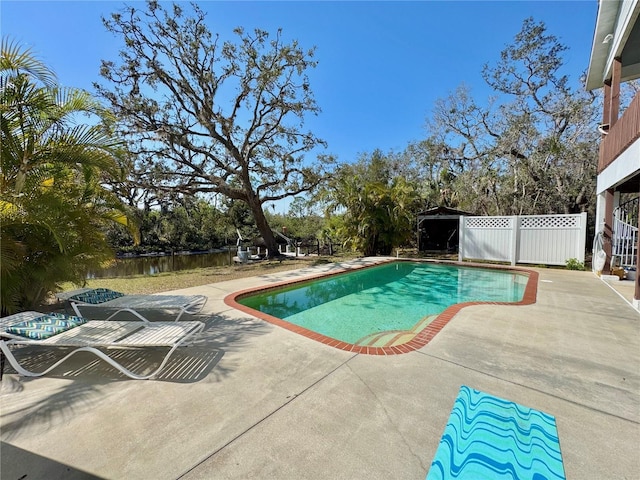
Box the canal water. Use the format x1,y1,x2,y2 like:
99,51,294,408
89,250,235,278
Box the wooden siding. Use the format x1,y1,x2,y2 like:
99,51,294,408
599,93,640,173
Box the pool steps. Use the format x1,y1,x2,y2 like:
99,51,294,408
354,315,438,347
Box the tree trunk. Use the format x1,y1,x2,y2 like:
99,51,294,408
248,197,280,258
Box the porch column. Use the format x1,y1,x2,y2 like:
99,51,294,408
608,57,622,128
603,189,614,274
603,81,611,128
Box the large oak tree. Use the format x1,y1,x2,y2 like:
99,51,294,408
96,1,330,257
423,18,599,217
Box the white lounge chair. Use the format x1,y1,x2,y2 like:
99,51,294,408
0,311,205,380
56,288,207,322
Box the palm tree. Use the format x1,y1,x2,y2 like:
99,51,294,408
1,38,133,313
326,157,422,256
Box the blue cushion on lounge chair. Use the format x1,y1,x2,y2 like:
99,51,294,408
6,314,87,340
69,288,125,304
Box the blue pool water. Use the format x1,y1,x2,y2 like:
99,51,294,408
238,262,527,344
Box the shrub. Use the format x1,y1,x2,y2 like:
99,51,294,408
565,258,585,271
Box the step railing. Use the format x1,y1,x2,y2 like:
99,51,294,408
613,197,639,268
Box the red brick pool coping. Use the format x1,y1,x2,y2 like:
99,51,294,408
224,259,539,355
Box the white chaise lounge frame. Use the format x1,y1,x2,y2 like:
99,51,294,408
56,289,208,322
0,311,205,380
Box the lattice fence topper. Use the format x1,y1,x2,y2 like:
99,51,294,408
465,217,513,229
520,215,580,229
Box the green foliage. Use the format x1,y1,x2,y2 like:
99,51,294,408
323,152,422,256
565,258,585,271
105,194,333,254
105,198,237,253
224,199,257,241
282,197,325,242
1,38,130,313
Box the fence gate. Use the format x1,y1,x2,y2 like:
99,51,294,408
458,213,587,266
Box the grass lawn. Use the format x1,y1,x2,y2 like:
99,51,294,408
57,254,360,297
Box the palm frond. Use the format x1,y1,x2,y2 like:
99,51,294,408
1,37,57,87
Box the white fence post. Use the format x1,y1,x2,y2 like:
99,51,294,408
579,212,588,264
458,216,465,262
510,216,519,266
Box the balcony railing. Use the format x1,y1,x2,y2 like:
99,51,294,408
599,93,640,173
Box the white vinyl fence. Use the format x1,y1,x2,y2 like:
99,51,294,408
458,213,587,266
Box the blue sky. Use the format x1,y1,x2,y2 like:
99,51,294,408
2,1,598,209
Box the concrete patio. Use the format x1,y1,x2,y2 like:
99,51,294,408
1,258,638,479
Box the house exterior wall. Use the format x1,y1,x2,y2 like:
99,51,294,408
588,0,640,307
596,137,640,195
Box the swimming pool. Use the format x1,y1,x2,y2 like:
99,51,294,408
226,260,537,355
